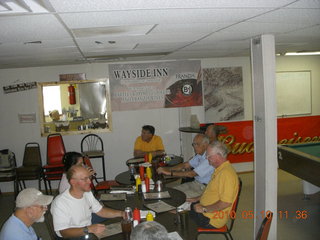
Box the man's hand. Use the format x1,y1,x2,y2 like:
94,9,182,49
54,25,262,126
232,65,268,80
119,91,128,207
193,203,204,213
86,167,96,176
157,167,170,175
186,196,200,203
88,224,106,235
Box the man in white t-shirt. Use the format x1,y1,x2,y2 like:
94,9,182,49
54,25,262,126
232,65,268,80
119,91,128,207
51,165,124,239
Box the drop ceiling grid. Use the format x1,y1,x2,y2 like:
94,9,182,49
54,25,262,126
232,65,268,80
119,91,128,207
48,0,296,12
246,8,320,24
183,40,250,51
149,23,231,34
285,0,320,8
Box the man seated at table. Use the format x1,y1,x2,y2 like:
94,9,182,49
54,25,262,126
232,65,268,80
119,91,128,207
51,165,124,239
189,141,239,229
157,133,214,198
134,125,165,158
0,188,53,240
205,124,220,143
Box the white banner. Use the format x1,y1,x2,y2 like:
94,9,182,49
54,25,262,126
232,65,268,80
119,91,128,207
109,60,202,111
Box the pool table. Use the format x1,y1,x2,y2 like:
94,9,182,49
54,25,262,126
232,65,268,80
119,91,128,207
277,143,320,192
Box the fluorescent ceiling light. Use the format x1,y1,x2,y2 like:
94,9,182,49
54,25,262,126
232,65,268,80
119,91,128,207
285,51,320,56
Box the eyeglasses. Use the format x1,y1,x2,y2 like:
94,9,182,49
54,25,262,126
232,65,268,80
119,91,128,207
192,142,200,147
31,205,48,211
73,176,93,182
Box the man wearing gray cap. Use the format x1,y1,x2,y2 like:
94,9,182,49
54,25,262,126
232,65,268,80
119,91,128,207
0,188,53,240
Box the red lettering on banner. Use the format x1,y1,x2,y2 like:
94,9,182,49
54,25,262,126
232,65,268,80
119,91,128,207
212,115,320,163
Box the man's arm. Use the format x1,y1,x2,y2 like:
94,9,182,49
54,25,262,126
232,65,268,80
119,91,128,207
96,207,124,219
60,224,105,238
193,200,232,213
133,149,147,158
157,162,193,176
133,149,165,158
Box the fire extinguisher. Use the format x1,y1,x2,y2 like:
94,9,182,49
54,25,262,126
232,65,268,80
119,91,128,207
68,85,76,105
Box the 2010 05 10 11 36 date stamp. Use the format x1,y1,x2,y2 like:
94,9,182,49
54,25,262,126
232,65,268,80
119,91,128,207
210,210,308,220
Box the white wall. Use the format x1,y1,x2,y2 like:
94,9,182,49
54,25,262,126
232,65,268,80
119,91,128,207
1,56,319,192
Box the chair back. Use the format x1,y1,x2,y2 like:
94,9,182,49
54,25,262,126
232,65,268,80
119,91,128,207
47,134,66,165
256,212,273,240
0,149,16,177
81,134,104,153
23,143,42,167
228,178,242,231
83,157,97,190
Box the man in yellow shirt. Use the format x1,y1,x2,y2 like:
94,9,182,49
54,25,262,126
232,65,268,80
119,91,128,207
134,125,165,158
189,141,239,229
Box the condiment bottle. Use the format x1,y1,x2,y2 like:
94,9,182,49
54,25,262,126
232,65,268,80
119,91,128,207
135,176,141,192
145,177,150,192
146,212,154,221
141,181,146,193
133,208,141,227
144,154,148,162
146,167,152,179
139,166,145,180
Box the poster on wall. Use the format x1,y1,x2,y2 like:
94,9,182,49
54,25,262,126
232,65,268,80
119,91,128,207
203,67,244,122
109,60,202,111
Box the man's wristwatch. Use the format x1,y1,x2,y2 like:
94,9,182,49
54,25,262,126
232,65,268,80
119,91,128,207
83,226,89,235
202,207,207,213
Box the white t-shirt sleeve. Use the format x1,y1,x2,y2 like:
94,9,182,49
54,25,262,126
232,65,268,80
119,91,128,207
51,196,71,236
86,191,103,213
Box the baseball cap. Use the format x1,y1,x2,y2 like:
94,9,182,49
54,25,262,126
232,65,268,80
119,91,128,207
16,188,53,208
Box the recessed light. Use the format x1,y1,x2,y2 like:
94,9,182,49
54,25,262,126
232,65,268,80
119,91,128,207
285,51,320,56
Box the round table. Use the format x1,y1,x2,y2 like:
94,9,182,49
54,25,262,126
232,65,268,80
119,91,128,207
126,155,183,166
115,170,181,186
100,188,198,240
102,187,186,210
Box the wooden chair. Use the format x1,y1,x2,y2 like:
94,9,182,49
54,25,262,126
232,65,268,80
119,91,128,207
42,133,65,194
256,212,273,240
0,149,18,197
81,134,106,181
197,179,242,240
16,142,43,191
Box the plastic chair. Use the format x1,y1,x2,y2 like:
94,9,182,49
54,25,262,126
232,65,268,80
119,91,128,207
197,179,242,240
256,212,273,240
16,142,43,191
43,133,66,194
81,134,106,181
84,157,119,195
0,149,18,197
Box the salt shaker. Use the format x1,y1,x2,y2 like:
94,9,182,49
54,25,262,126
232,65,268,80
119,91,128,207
155,180,163,192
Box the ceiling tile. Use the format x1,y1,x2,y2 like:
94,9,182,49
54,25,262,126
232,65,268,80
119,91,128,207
150,23,230,34
0,14,71,43
285,0,320,8
48,0,295,12
248,8,320,25
59,9,268,29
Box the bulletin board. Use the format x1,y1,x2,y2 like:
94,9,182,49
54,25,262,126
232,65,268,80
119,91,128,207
276,71,311,116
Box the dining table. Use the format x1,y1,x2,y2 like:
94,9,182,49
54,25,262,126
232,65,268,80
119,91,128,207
98,187,198,240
